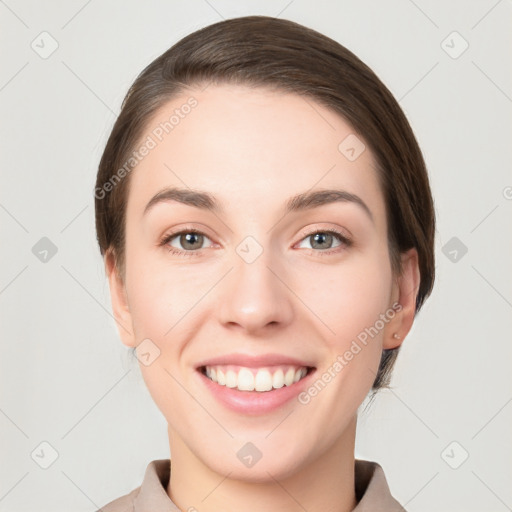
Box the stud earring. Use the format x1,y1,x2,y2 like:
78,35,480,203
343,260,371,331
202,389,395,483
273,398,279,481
393,333,401,340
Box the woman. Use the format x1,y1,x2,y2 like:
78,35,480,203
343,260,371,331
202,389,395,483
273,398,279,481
95,15,435,512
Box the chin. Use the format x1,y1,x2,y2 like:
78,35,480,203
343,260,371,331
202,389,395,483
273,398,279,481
200,441,309,483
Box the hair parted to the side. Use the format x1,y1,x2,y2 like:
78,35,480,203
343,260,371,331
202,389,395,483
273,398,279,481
94,15,435,392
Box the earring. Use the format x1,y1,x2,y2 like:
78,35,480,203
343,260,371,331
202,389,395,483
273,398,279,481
393,333,401,340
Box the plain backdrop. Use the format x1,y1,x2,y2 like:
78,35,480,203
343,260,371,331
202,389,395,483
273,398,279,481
1,1,511,511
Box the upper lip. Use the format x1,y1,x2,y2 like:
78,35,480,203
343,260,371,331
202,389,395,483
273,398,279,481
196,353,315,369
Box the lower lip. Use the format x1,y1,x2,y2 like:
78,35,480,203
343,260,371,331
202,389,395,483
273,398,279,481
197,367,316,415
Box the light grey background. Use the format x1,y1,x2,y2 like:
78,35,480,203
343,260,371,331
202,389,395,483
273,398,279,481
1,1,511,511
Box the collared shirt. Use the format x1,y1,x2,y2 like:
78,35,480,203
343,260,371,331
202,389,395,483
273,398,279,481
98,458,406,511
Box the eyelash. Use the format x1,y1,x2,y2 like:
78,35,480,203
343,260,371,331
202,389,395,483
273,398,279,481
158,227,352,258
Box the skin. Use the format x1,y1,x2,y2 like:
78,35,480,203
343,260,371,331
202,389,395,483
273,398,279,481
105,84,420,512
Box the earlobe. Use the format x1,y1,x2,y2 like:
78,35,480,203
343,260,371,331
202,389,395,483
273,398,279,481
384,248,421,349
104,249,136,347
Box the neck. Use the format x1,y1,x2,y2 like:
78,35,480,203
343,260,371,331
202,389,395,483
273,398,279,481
167,416,359,512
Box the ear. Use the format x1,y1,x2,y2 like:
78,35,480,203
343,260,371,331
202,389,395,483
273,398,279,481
383,248,421,349
104,249,136,347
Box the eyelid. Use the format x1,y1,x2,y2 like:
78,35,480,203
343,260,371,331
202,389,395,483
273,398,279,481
293,226,353,255
295,224,352,244
158,226,215,250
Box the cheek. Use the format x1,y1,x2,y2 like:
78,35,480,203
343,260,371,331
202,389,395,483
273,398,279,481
292,251,394,349
124,244,210,340
337,265,392,339
123,250,201,419
296,256,393,428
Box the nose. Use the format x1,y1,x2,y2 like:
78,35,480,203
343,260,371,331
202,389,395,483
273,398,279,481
217,250,294,335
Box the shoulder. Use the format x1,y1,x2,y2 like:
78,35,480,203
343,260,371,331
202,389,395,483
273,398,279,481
95,459,171,511
96,485,140,512
354,459,407,511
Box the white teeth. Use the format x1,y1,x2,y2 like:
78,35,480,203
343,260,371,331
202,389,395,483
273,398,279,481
225,370,237,388
285,368,296,386
204,365,309,392
255,370,273,391
238,368,254,391
272,369,284,389
217,368,226,385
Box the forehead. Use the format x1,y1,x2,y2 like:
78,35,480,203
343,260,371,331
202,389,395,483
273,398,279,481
126,84,386,225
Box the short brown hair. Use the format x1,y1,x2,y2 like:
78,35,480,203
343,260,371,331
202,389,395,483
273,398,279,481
95,15,435,392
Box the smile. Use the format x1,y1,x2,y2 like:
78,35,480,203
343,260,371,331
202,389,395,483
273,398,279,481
201,365,311,392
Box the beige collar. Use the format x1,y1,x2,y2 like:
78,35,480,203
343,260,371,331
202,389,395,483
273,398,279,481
99,458,406,511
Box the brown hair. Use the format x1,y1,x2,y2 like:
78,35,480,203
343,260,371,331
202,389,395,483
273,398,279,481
95,15,435,392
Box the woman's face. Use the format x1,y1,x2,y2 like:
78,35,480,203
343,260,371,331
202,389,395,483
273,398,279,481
107,84,418,480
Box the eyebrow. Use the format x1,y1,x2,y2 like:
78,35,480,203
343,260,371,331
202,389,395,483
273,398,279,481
143,186,373,222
